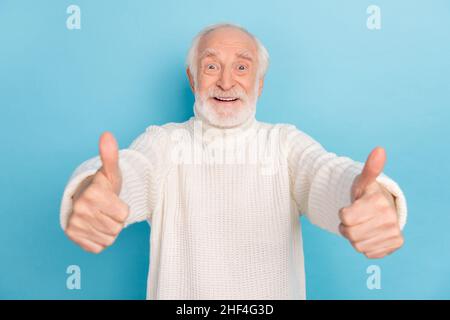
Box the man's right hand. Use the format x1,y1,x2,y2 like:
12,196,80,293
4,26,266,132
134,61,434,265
65,132,130,254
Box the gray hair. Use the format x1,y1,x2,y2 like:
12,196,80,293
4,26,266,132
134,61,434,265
185,23,270,86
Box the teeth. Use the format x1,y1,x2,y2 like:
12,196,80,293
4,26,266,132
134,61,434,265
216,97,237,101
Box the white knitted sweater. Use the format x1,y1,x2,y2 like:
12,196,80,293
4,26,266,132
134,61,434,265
60,113,407,300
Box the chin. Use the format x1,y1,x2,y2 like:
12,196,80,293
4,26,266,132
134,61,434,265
194,99,256,128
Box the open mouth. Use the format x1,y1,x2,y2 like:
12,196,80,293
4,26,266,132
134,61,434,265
213,96,240,103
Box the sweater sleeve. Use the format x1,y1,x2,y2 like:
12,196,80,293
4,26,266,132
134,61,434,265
282,125,408,236
59,126,168,231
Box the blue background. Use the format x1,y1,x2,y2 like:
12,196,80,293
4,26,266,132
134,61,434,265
1,0,449,299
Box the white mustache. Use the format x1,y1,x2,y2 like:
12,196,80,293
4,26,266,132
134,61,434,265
206,87,247,101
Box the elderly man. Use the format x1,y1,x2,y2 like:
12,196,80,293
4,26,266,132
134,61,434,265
60,23,407,299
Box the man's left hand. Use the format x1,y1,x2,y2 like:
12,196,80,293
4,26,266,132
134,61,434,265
339,147,404,259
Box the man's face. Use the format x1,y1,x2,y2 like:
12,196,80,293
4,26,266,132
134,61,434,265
188,27,264,128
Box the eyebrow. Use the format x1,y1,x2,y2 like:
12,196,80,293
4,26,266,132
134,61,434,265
199,48,254,62
199,48,220,60
235,50,254,62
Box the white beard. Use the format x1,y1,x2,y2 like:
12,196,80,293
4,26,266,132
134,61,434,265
193,82,259,129
194,98,256,128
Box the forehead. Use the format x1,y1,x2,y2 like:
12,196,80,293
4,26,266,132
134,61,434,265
197,27,258,60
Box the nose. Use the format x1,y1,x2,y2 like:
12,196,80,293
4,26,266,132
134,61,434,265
216,67,235,92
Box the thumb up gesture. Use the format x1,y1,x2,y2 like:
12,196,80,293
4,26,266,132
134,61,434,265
339,147,404,259
65,132,130,254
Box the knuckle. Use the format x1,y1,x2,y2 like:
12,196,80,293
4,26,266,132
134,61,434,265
382,212,398,228
73,204,93,222
353,242,364,253
72,200,86,215
71,212,92,228
116,212,126,223
89,245,104,254
73,209,87,221
79,238,104,254
339,208,353,225
116,205,129,223
100,235,115,247
65,227,77,241
395,236,405,248
391,227,402,239
83,186,100,201
106,236,116,246
345,215,356,226
365,250,381,259
67,232,85,248
68,216,83,229
111,223,123,235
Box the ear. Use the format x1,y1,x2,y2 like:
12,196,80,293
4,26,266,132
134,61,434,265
257,77,265,97
186,67,195,93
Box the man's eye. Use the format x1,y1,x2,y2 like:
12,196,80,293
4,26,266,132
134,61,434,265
237,65,247,71
207,64,217,70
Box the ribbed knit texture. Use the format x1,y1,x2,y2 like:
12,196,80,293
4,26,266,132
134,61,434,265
60,115,407,300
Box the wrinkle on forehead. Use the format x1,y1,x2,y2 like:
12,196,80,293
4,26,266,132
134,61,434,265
199,47,254,62
197,27,258,57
